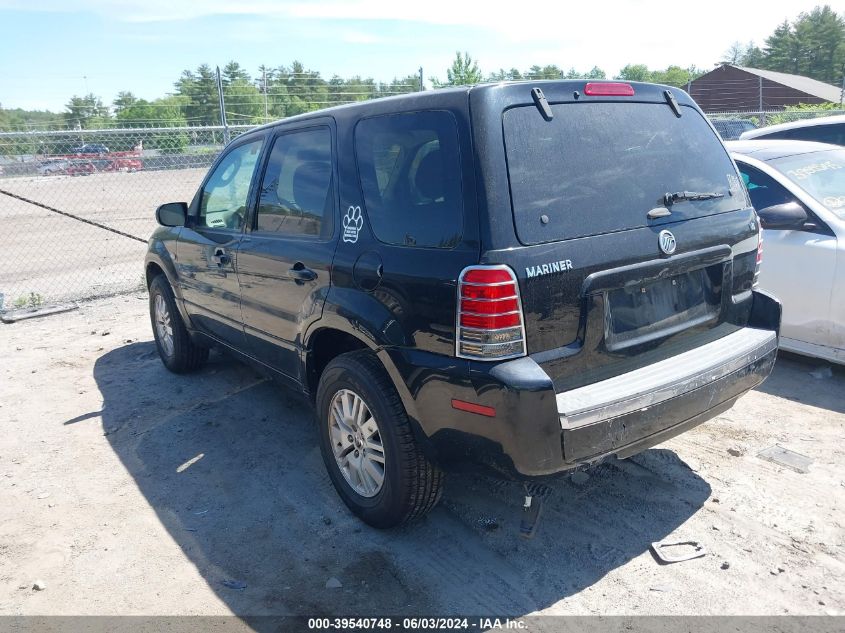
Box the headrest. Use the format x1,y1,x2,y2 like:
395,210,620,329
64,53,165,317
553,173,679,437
414,149,444,201
292,161,331,214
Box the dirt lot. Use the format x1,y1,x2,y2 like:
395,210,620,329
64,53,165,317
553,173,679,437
0,170,204,306
0,294,843,617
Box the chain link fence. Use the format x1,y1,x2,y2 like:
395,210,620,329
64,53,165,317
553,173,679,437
1,107,842,311
707,108,845,138
0,124,256,311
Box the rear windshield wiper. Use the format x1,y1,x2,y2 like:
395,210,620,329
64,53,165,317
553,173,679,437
663,191,724,206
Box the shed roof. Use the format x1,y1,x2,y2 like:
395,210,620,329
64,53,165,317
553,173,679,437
731,66,843,103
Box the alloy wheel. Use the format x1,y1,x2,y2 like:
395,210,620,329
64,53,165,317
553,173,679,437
154,293,174,358
328,389,385,497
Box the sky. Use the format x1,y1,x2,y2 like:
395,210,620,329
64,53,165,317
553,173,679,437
0,0,830,112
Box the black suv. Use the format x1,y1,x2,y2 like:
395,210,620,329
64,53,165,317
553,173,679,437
145,81,781,528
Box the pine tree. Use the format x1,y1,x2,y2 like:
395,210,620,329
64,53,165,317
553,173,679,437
64,94,110,129
793,6,845,83
761,8,844,83
222,61,251,86
173,64,220,125
433,52,483,87
764,20,801,74
741,42,767,68
113,91,138,114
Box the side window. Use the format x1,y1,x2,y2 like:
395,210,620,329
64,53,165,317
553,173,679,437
773,124,845,145
803,123,845,146
738,164,797,211
355,110,463,248
199,139,263,230
255,127,334,238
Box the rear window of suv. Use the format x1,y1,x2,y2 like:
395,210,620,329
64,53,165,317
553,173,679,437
503,102,745,244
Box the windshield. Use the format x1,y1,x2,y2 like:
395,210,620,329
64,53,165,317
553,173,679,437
503,102,746,244
770,149,845,219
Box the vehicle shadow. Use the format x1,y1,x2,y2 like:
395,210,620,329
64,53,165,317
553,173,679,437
755,352,845,414
94,342,712,617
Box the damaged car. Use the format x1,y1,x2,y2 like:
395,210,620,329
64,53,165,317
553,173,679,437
145,81,782,528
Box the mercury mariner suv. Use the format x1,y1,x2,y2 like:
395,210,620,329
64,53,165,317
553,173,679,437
145,80,781,528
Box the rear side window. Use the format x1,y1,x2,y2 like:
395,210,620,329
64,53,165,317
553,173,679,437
503,102,745,244
256,127,334,238
355,111,463,248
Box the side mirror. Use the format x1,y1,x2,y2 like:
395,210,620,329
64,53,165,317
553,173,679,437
756,202,808,230
156,202,187,227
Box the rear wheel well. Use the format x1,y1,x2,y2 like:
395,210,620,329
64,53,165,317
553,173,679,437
307,329,369,396
145,262,165,288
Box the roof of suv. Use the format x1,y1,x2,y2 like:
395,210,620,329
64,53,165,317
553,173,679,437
239,80,697,137
243,85,474,135
739,114,845,140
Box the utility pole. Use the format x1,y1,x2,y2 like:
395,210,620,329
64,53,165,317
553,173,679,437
216,66,230,145
758,75,766,126
419,66,424,92
840,61,844,106
263,67,269,122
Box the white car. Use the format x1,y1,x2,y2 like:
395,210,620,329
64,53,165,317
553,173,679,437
38,160,70,175
739,114,845,146
728,140,845,364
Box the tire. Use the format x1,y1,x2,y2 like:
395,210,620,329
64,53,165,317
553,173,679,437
148,274,209,373
316,351,443,528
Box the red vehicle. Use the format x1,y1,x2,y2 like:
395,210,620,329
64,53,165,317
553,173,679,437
62,160,95,176
42,148,143,174
107,154,143,172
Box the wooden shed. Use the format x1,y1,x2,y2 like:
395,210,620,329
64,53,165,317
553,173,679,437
687,64,843,113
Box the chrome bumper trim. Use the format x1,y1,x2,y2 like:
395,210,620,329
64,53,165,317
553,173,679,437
557,328,777,430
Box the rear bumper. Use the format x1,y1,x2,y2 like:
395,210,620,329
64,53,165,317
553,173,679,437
384,291,781,478
558,327,777,464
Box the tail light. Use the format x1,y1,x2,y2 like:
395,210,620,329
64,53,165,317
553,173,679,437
754,224,763,287
456,265,527,360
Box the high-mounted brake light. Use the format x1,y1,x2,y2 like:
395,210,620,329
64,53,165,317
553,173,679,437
583,82,635,97
456,265,527,361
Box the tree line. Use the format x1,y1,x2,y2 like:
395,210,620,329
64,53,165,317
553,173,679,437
724,5,844,84
0,57,706,132
0,4,841,133
1,60,422,132
430,51,705,89
442,5,844,88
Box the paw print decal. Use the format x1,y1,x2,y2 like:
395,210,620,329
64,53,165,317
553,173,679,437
343,205,363,244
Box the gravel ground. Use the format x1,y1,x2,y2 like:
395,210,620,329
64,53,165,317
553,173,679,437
0,294,843,616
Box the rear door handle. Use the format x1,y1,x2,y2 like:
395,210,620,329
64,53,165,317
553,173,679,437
287,265,317,282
